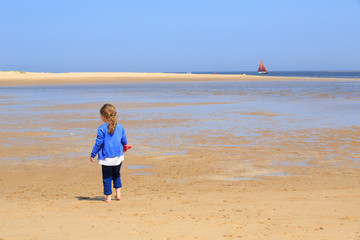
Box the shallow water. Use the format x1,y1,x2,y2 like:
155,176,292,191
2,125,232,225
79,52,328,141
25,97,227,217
226,177,265,181
126,165,152,169
271,161,322,167
0,81,359,163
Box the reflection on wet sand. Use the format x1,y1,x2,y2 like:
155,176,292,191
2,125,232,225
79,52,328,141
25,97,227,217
0,82,359,170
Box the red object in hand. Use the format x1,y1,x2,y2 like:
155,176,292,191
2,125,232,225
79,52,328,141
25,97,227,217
123,145,132,152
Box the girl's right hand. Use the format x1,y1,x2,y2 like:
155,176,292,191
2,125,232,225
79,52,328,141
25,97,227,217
90,157,94,162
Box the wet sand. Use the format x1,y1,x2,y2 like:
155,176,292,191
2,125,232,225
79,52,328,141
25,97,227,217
0,127,359,239
0,77,359,239
0,71,359,86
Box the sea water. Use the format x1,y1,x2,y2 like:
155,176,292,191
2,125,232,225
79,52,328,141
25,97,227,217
189,71,360,78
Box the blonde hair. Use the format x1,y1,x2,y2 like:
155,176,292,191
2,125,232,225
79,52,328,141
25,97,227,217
100,103,117,134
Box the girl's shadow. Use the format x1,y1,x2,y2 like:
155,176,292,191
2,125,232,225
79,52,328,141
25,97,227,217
76,196,104,201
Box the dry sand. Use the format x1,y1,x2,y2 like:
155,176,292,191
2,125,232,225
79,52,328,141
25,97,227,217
0,73,359,240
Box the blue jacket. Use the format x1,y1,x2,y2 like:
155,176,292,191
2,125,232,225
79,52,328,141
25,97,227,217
91,123,127,160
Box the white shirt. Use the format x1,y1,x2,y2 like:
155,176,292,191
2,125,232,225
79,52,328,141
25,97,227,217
98,155,124,166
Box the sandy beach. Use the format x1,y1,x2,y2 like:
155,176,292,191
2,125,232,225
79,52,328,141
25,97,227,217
0,71,359,86
0,73,359,240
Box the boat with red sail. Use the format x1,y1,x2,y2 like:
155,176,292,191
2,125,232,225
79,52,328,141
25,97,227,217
257,60,268,75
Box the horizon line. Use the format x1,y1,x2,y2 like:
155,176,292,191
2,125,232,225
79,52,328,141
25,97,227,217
2,70,360,74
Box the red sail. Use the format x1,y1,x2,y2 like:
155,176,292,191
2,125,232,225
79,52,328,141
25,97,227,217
258,60,268,72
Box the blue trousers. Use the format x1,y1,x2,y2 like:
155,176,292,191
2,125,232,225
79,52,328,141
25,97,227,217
102,163,122,195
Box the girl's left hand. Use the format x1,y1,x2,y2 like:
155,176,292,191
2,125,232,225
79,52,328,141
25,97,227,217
90,157,94,162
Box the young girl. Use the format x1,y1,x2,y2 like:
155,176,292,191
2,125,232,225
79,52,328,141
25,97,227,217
90,103,128,203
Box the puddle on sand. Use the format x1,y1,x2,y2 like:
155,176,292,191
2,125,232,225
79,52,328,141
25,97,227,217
27,155,54,161
225,177,265,181
131,172,153,176
132,149,187,156
272,161,322,167
226,172,298,181
345,156,360,163
126,165,152,169
256,172,294,177
162,150,187,155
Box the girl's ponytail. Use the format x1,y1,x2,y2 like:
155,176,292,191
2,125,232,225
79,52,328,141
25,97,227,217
100,103,117,134
107,113,117,134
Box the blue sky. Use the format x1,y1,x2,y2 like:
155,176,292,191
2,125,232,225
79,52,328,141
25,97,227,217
0,0,359,72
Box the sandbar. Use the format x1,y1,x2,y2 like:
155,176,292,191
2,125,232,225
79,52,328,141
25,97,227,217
0,71,359,86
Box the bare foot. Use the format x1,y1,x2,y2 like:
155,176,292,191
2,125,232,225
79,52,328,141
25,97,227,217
115,188,121,201
104,195,111,203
